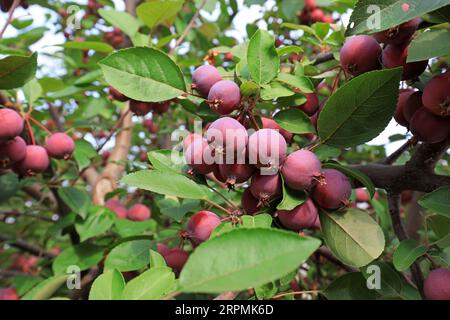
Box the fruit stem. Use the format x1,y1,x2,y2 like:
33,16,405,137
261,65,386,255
24,118,36,145
29,116,53,135
204,198,232,215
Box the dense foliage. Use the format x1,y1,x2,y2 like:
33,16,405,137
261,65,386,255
0,0,450,301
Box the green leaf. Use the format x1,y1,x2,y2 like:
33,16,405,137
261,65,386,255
277,181,306,211
89,269,125,300
241,214,273,228
318,69,402,147
0,52,37,89
150,250,167,268
274,108,315,134
407,28,450,62
122,267,177,300
136,0,184,29
115,219,156,237
53,243,104,275
281,0,305,21
346,0,450,36
361,261,403,298
99,47,186,102
75,206,115,241
0,173,20,202
322,272,378,300
57,41,114,53
428,215,450,248
57,187,91,219
260,82,294,100
22,78,42,105
247,29,280,84
147,149,185,173
276,45,303,57
393,239,427,272
418,186,450,218
121,170,206,200
21,275,69,300
98,9,142,37
105,240,153,272
320,209,385,267
74,69,103,86
73,139,97,170
179,228,321,293
158,198,200,222
276,73,314,93
323,161,375,198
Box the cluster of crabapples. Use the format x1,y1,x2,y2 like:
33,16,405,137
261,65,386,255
339,17,450,144
297,0,334,25
0,108,75,175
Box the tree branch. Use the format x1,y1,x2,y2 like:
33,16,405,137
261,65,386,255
0,233,56,259
0,0,20,39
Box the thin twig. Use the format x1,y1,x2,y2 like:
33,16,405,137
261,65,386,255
0,233,56,259
0,0,20,39
382,139,413,165
169,0,208,54
271,290,321,299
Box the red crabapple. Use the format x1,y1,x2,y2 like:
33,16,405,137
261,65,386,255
192,65,222,97
241,188,260,214
422,73,450,117
409,108,450,144
152,101,170,114
109,87,128,102
277,198,318,231
281,149,322,191
382,44,427,80
394,89,414,127
162,248,189,274
208,80,241,115
143,119,159,134
127,204,151,221
129,100,153,116
0,288,18,300
403,91,424,123
0,136,26,168
340,35,381,76
186,210,221,245
296,93,319,116
183,133,203,151
0,108,24,141
248,129,287,171
105,199,127,219
305,0,316,10
312,169,352,210
45,133,75,160
185,139,215,174
249,172,282,204
261,117,293,144
206,117,248,159
424,268,450,300
15,145,50,175
355,188,370,202
156,243,170,256
218,163,255,187
310,8,324,22
373,18,421,45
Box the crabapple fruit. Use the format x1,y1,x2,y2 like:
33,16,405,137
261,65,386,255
403,91,424,123
0,136,26,168
312,169,352,210
143,119,159,134
249,172,282,203
185,139,215,175
15,145,50,175
409,108,450,144
281,149,322,191
394,89,415,127
109,87,128,102
152,101,170,114
192,65,222,97
355,188,370,202
241,188,260,214
247,129,287,171
129,100,153,116
206,116,248,159
277,198,319,231
186,210,221,245
208,80,241,115
183,133,203,151
373,18,421,45
105,199,127,219
0,108,24,141
424,268,450,300
162,248,189,274
340,35,381,76
382,44,427,80
261,117,293,144
45,133,75,160
422,73,450,117
127,204,151,221
156,243,170,256
0,288,18,300
296,93,319,116
218,163,255,187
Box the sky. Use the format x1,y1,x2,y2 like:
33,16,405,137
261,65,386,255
1,0,411,155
